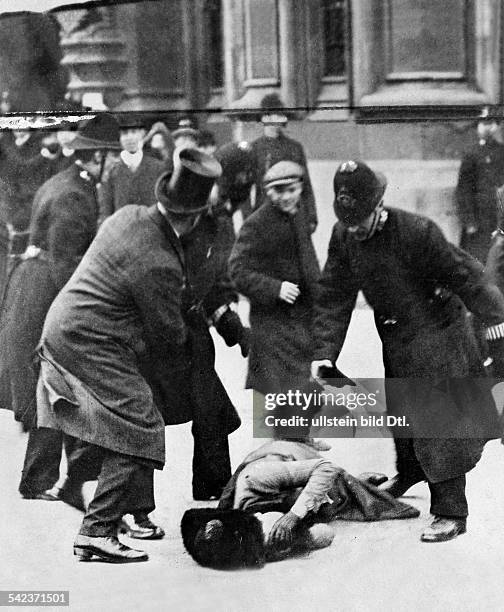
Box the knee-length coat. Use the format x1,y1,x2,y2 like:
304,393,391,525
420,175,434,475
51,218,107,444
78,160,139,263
0,164,99,429
229,200,320,394
313,208,504,482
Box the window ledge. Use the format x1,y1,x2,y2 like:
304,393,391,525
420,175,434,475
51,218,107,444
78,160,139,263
359,82,489,107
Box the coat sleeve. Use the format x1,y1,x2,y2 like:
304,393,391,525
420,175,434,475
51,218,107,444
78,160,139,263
455,154,477,229
312,226,359,361
228,216,282,306
296,145,318,230
484,232,504,296
413,217,504,326
131,262,187,354
47,191,97,289
98,173,115,225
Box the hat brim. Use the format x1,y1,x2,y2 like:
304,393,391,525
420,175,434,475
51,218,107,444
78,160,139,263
264,177,303,189
70,134,122,150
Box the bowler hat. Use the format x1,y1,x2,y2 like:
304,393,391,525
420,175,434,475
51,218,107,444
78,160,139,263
263,160,304,189
181,508,265,569
155,147,222,215
215,141,254,182
260,93,289,124
333,160,387,225
70,113,121,150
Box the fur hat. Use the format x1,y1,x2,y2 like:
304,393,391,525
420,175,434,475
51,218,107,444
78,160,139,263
214,141,255,208
155,147,222,215
70,113,121,151
333,160,387,225
181,508,266,569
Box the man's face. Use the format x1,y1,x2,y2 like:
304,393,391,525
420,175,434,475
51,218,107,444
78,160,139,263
267,181,302,215
120,127,145,154
477,120,499,141
344,204,382,241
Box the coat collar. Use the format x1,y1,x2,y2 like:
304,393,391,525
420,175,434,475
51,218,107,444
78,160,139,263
147,204,186,269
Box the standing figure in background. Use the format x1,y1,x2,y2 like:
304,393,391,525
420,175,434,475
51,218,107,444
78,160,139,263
98,114,164,224
229,161,321,440
0,114,121,501
456,106,504,262
249,94,318,233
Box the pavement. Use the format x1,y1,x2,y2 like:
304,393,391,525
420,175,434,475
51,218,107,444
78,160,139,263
1,304,504,612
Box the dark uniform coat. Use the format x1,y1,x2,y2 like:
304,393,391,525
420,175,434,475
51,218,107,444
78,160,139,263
98,154,164,222
0,164,99,428
250,133,318,230
313,208,504,482
456,137,504,262
37,205,189,466
229,200,320,394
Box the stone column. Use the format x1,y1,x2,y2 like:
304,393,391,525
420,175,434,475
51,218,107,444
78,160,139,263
55,5,128,109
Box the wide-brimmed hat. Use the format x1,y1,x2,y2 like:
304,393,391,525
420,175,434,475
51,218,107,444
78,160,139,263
117,113,147,131
263,160,304,189
70,113,121,150
155,147,222,215
333,160,387,225
181,508,266,569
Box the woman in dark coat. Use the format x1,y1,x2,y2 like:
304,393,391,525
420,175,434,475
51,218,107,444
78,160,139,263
312,160,504,542
229,161,320,435
0,114,121,500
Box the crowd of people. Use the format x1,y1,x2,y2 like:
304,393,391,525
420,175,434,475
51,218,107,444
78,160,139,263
0,94,504,568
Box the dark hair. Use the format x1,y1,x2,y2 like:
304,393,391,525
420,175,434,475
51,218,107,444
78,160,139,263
73,149,97,163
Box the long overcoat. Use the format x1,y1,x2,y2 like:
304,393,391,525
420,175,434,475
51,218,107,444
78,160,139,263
0,164,99,428
456,138,504,262
37,205,189,466
313,208,504,482
229,200,320,394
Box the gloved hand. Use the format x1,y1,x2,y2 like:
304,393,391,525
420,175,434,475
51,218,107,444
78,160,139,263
215,308,250,356
310,360,356,387
488,337,504,379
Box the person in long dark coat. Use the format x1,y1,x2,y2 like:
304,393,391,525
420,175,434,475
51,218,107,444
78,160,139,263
456,107,504,262
229,161,321,441
36,149,229,563
0,114,121,501
249,94,318,233
311,160,504,543
98,115,165,224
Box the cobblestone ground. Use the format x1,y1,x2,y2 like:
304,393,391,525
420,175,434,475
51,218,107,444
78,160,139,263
1,305,504,612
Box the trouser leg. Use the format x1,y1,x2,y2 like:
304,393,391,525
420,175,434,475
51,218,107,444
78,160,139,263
19,427,63,497
126,467,155,519
394,437,426,481
192,422,231,496
65,438,105,483
79,450,153,537
429,475,468,518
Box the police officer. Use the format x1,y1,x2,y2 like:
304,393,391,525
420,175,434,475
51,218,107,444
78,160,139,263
311,160,504,542
456,106,504,262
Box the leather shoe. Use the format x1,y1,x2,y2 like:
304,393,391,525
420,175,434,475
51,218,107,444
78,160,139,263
421,516,467,543
119,514,165,540
380,473,424,498
73,534,148,563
